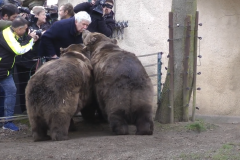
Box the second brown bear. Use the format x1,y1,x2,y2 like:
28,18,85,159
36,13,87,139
81,30,154,135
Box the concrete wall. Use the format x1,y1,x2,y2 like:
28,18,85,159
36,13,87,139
197,0,240,116
58,0,240,117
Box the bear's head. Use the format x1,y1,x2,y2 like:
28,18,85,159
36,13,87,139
82,30,117,48
60,43,91,59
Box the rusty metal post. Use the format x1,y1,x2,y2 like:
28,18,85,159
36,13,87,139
169,12,174,123
183,15,191,121
192,11,199,122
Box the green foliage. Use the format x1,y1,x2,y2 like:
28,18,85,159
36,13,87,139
176,143,240,160
212,143,240,160
16,118,30,127
185,120,206,132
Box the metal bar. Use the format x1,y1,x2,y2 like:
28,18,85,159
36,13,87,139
0,115,28,118
148,74,158,77
143,63,158,67
157,52,162,105
0,117,28,122
183,15,191,122
169,12,174,124
137,53,158,58
192,11,199,122
0,115,28,122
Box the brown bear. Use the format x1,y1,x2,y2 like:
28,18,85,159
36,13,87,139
60,44,102,123
25,47,93,141
81,30,154,135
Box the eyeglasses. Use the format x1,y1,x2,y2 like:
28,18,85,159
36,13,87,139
102,3,113,9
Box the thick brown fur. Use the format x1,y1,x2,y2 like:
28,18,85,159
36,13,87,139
25,49,93,141
60,44,103,122
81,30,154,135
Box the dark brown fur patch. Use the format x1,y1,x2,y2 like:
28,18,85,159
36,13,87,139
26,51,93,141
82,30,154,135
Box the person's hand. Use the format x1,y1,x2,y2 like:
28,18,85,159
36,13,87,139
91,0,96,5
52,55,58,58
102,9,106,17
28,31,39,42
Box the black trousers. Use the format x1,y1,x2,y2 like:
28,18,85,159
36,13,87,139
14,65,35,113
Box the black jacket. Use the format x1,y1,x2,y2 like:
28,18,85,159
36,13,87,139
0,27,34,80
0,33,15,80
74,2,115,37
39,17,83,57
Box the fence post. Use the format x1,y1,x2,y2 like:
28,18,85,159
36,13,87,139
157,52,162,103
183,15,191,121
169,12,174,123
192,11,199,122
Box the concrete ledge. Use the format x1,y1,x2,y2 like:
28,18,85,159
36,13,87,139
194,114,240,124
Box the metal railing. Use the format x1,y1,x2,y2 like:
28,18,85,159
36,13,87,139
0,53,163,122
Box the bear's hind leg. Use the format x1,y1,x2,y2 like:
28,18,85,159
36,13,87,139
30,117,51,142
68,118,77,132
49,113,71,141
135,111,154,135
108,111,129,135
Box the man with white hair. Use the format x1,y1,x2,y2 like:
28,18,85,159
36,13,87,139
39,11,91,57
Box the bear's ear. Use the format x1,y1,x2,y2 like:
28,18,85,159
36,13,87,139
60,47,66,55
111,39,117,44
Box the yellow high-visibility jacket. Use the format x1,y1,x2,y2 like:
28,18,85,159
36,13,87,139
0,27,34,80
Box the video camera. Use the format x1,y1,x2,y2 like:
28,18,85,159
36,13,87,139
0,0,30,14
45,7,58,24
18,6,30,14
27,6,58,27
9,0,30,14
93,0,106,14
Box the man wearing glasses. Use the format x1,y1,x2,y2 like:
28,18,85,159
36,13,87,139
74,0,115,37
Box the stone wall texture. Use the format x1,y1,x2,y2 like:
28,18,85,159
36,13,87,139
58,0,240,117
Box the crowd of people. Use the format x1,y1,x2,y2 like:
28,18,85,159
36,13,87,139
0,0,115,131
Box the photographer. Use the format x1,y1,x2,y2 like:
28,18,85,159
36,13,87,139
0,3,19,122
58,3,74,20
74,0,115,37
15,6,51,113
0,17,38,131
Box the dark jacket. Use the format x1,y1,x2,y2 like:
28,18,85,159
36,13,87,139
74,2,115,37
39,17,83,57
0,27,34,80
0,20,12,31
15,20,51,69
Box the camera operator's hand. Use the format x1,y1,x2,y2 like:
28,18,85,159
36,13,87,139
91,0,96,5
102,9,106,17
29,31,39,42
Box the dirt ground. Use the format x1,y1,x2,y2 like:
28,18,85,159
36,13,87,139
0,117,240,160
